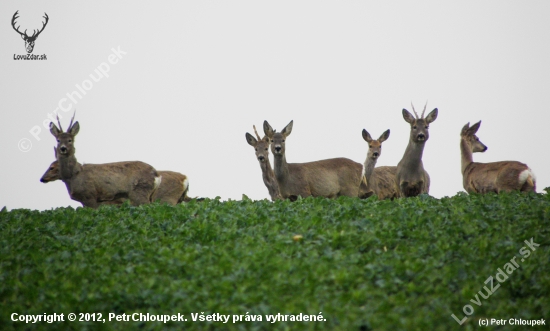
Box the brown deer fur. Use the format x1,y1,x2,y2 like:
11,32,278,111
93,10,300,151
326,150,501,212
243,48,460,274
461,121,536,193
264,120,364,200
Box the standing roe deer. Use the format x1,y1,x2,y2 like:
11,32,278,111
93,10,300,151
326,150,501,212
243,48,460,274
40,161,190,205
245,125,281,201
460,121,536,193
361,129,398,200
49,115,162,208
263,120,364,200
396,103,438,197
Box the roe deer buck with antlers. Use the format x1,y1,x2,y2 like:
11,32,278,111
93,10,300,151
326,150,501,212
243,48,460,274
49,115,162,208
361,129,398,200
263,120,364,200
460,121,536,193
245,125,281,201
395,104,438,197
41,160,191,205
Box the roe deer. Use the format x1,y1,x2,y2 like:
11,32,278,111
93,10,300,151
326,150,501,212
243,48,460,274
361,129,398,200
49,115,162,208
263,120,363,200
41,161,190,205
396,103,438,197
245,125,281,201
460,121,536,193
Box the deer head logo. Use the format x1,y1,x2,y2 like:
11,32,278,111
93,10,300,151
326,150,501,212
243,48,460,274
12,11,49,54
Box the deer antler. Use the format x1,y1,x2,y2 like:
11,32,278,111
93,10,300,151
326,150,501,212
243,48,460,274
68,110,76,131
253,125,262,140
56,114,63,132
11,11,26,38
421,101,428,119
411,102,419,119
31,13,49,39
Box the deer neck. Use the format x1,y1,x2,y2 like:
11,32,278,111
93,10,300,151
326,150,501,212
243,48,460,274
260,159,275,182
363,155,377,184
460,138,474,175
58,154,82,181
273,153,290,182
400,140,426,171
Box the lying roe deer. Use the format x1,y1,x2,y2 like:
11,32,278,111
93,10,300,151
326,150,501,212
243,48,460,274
245,125,281,201
263,120,364,200
461,121,536,193
41,160,191,205
396,103,438,197
361,129,398,200
49,115,162,208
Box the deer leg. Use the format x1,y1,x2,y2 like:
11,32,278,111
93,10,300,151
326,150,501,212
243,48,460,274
399,181,410,197
80,199,99,209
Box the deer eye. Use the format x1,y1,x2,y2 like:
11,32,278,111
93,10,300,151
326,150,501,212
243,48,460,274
282,139,285,142
425,126,429,129
265,148,268,151
255,148,257,151
270,139,273,143
68,139,72,143
56,139,60,142
413,126,417,129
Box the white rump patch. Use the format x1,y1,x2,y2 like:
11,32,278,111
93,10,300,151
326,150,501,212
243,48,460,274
361,164,365,178
183,178,189,192
154,176,162,190
518,169,536,185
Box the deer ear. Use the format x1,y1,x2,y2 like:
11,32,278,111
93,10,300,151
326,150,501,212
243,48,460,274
461,122,471,136
468,121,481,135
402,109,415,124
281,120,293,137
263,120,274,138
245,132,257,146
425,108,438,124
49,122,61,137
379,129,390,143
362,129,372,143
69,121,80,136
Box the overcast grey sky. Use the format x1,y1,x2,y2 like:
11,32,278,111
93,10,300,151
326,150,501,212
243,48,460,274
1,1,549,211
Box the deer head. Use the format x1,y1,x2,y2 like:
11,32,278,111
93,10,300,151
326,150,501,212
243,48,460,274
264,120,293,157
12,11,49,53
461,121,487,153
362,129,390,161
245,125,271,163
49,113,79,157
402,103,438,143
40,160,60,183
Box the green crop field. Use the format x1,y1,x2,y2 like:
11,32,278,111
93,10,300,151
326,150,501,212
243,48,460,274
1,190,549,331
